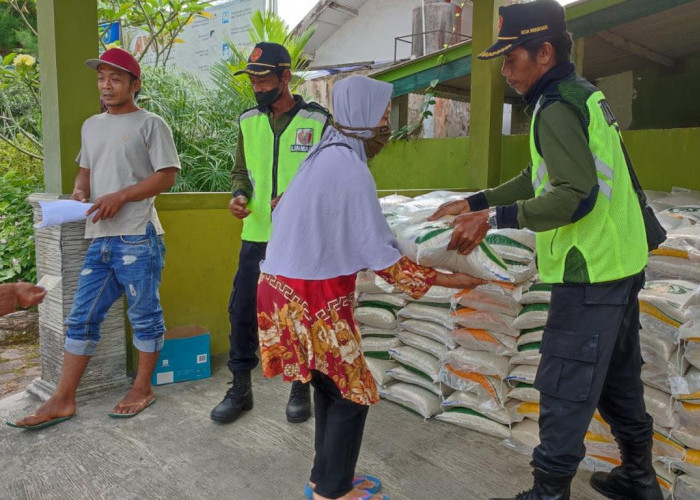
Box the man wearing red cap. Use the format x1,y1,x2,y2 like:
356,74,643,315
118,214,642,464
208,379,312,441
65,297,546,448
430,1,662,499
10,48,180,429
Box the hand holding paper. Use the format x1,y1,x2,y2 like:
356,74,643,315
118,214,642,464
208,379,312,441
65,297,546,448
34,200,94,228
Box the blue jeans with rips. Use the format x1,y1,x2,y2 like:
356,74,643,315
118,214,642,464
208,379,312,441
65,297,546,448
65,222,166,356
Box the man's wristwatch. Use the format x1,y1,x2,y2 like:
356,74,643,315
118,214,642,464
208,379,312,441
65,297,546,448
487,207,498,230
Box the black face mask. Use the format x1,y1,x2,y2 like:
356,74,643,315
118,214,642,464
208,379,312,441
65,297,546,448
254,84,283,107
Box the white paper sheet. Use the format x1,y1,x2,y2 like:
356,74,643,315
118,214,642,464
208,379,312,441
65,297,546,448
34,200,94,228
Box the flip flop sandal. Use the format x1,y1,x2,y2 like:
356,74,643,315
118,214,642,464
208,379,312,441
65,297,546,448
304,475,383,499
107,397,156,418
6,414,74,430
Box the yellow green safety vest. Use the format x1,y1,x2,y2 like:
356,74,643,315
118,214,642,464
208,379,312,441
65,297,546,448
529,76,647,284
239,106,327,242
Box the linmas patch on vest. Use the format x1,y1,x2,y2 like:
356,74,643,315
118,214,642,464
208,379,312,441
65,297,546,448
290,128,314,152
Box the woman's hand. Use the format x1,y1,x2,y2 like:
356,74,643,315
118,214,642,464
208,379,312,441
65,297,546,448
434,272,487,289
428,199,471,221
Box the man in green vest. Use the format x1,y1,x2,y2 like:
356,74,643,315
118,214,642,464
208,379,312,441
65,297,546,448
430,2,661,499
210,42,330,425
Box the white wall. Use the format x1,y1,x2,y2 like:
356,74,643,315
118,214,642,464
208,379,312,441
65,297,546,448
311,0,423,66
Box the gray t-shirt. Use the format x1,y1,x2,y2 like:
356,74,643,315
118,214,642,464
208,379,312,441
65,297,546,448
76,109,181,239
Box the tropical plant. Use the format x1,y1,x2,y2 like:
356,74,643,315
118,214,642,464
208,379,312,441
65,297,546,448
98,0,213,67
0,0,37,56
210,9,315,106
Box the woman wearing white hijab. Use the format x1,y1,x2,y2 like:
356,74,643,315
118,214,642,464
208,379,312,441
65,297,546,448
257,75,482,500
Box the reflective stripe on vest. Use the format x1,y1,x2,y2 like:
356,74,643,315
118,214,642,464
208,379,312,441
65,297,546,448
529,85,647,284
240,108,327,242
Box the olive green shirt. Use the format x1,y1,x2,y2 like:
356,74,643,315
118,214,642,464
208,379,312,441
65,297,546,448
484,101,598,232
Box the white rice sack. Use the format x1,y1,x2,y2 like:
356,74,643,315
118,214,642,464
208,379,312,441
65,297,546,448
359,326,398,338
395,218,535,283
508,384,540,403
656,205,700,231
506,400,540,423
439,364,508,406
512,303,550,330
640,310,681,344
355,305,398,330
386,365,448,397
653,462,676,500
483,228,536,263
399,303,455,330
399,318,457,349
356,270,397,294
442,347,510,379
673,402,700,449
362,336,402,354
652,429,687,461
642,364,672,393
510,346,542,367
517,328,544,347
655,225,700,262
413,285,456,305
588,413,614,442
674,473,700,500
396,330,449,359
672,367,700,401
670,449,700,480
510,418,541,449
520,283,553,305
686,340,700,370
365,357,398,387
455,282,523,316
441,390,510,424
507,364,539,385
451,328,517,356
646,256,700,282
357,292,408,309
379,382,442,419
585,432,620,462
435,409,511,439
388,346,440,383
640,330,687,376
639,280,700,324
452,308,520,337
644,385,677,428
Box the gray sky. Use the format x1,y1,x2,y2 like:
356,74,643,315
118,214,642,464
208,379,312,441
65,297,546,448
277,0,579,30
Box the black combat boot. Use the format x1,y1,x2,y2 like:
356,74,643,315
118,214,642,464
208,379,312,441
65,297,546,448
286,380,311,423
490,465,573,500
590,439,663,500
210,370,253,423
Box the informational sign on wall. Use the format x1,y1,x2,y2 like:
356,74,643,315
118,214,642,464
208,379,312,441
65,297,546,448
125,0,265,81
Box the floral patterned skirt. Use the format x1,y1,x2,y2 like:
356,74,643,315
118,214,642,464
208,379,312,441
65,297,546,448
257,272,379,406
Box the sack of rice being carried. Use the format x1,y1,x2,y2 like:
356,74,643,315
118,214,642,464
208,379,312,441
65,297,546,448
442,347,510,379
413,285,456,305
356,270,397,294
506,400,540,423
439,363,508,406
355,304,398,330
674,473,700,500
520,283,553,305
388,345,441,383
394,218,535,283
379,382,442,419
512,303,550,331
451,328,517,356
483,228,536,264
386,365,450,397
509,343,542,367
365,357,398,387
399,318,457,349
452,307,520,337
441,390,510,425
644,384,677,428
435,408,511,439
399,303,455,331
455,282,523,316
396,329,449,359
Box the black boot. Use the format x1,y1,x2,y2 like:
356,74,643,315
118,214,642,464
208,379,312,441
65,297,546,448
286,380,311,423
590,439,663,500
490,465,572,500
210,370,253,423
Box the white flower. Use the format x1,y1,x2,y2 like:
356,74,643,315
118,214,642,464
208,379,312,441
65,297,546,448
13,54,36,67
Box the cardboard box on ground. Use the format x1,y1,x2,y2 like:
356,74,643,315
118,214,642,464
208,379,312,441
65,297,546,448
151,325,211,386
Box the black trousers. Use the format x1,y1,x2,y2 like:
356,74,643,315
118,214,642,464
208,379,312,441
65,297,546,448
309,370,370,499
227,241,266,374
532,271,654,476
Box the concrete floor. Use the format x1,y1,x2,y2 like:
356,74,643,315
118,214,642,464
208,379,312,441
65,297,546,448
0,357,603,500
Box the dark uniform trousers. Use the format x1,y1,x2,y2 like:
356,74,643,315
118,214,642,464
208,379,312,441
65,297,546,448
228,240,267,374
532,271,654,476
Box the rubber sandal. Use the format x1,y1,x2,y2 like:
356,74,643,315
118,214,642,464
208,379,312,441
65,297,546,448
6,414,74,430
107,397,156,418
303,475,383,499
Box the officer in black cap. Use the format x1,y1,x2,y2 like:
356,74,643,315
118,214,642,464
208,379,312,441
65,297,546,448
211,42,331,425
429,2,662,500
